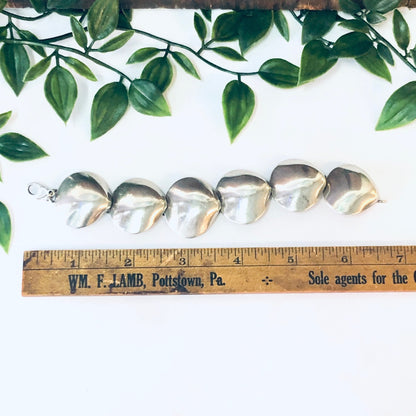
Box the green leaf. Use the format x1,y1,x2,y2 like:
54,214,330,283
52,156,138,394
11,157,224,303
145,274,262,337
363,0,401,14
376,82,416,130
23,56,51,81
0,0,6,12
356,46,391,81
259,58,299,88
116,10,133,30
0,26,7,40
210,46,246,61
171,52,200,79
410,48,416,66
0,111,11,129
393,10,410,51
366,11,386,24
301,11,337,44
97,30,134,52
117,9,132,30
194,12,207,42
70,15,87,49
201,9,211,21
87,0,119,40
338,19,369,33
339,0,362,14
377,43,394,65
333,32,372,58
222,80,255,142
128,79,171,117
0,133,48,161
0,44,30,96
18,30,46,57
121,8,132,21
141,57,173,92
273,10,289,41
0,202,11,253
238,10,272,54
298,40,337,85
91,82,128,140
127,47,160,64
212,12,241,42
30,0,47,13
44,66,77,122
60,56,97,81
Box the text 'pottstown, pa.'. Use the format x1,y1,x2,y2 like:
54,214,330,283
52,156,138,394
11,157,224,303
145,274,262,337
67,271,226,292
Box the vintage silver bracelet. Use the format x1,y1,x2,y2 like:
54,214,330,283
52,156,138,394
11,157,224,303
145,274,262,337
28,161,380,238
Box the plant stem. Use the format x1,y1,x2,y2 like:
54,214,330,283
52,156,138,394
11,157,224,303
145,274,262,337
197,39,215,54
163,44,171,57
2,38,133,82
1,10,52,21
289,10,303,25
42,32,75,43
131,28,258,77
7,17,14,40
85,40,95,54
355,15,416,74
79,11,88,24
2,10,258,78
43,28,258,77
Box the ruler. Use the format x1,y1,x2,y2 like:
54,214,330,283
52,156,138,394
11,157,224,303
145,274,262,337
21,246,416,296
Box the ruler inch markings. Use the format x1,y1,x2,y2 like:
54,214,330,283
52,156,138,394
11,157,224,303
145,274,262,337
22,246,416,296
23,261,416,272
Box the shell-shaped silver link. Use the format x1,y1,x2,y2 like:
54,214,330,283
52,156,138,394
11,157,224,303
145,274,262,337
270,161,326,212
55,172,112,228
324,166,379,215
165,177,220,238
110,179,166,233
216,170,271,224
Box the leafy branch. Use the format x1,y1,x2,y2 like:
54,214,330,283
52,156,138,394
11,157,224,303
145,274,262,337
0,109,48,253
290,0,416,130
2,0,416,252
0,0,414,145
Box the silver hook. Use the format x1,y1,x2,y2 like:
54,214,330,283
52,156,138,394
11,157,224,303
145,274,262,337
27,183,57,203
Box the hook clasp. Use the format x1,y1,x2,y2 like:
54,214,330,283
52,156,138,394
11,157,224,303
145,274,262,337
28,183,57,203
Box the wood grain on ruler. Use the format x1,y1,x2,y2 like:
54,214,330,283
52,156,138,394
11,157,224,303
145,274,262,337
21,246,416,296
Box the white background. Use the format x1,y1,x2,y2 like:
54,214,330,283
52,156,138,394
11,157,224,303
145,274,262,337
1,7,416,415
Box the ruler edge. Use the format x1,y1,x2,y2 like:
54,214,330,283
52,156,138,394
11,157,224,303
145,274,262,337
22,245,416,297
22,244,415,260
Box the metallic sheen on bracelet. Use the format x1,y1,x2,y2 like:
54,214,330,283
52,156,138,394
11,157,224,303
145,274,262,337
27,162,380,238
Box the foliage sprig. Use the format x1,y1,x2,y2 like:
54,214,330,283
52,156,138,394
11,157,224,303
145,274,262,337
0,0,415,144
0,109,48,253
1,0,416,252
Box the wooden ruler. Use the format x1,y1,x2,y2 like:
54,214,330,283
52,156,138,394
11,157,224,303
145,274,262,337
21,246,416,296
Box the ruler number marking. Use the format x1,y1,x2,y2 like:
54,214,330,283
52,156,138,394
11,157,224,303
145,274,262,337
341,255,349,264
233,256,242,265
288,255,296,264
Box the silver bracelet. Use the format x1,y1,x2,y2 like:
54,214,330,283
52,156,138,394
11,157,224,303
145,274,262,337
28,161,380,238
